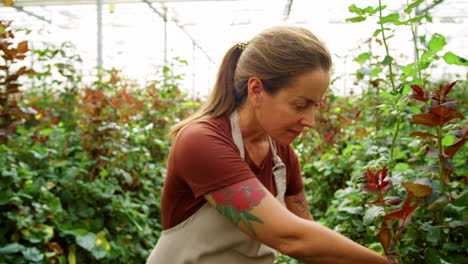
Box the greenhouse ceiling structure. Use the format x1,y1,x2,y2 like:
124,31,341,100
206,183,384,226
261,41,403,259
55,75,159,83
1,0,467,96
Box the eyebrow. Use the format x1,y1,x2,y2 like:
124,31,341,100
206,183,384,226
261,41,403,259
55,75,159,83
295,96,318,105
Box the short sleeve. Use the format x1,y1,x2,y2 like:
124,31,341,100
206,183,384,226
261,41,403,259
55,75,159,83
172,120,255,198
284,145,304,196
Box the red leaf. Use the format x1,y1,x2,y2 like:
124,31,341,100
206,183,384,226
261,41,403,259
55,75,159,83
363,169,376,182
355,111,362,119
380,166,388,180
381,181,393,193
401,201,420,227
383,209,405,220
410,84,424,97
410,94,429,102
362,183,379,194
412,113,441,127
402,182,433,197
445,138,467,159
442,80,459,97
385,196,403,205
16,40,29,53
379,228,392,254
338,114,353,125
431,105,454,118
409,131,438,139
442,113,464,124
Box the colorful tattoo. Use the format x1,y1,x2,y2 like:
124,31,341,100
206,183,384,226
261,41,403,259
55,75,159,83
293,190,310,215
211,178,266,235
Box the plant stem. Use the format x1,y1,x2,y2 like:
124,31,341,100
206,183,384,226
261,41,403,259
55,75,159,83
380,193,402,263
407,0,423,86
389,112,401,177
378,0,397,94
436,125,445,194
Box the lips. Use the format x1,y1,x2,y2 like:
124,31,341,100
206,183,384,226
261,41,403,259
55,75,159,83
288,129,302,137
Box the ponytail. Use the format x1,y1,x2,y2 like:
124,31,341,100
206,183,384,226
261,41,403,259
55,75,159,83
169,44,244,136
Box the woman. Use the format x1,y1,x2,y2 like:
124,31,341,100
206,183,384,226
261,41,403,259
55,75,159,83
147,25,392,264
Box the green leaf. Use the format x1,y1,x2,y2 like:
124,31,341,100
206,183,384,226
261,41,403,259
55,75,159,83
379,13,400,24
443,52,468,66
407,14,428,23
22,247,44,262
379,91,394,98
370,68,381,77
424,248,442,264
442,203,464,218
354,52,371,63
443,242,462,251
401,62,419,76
395,162,410,170
373,28,391,37
428,33,447,53
346,16,367,23
39,128,55,136
405,0,425,14
382,55,393,66
0,243,25,254
76,233,97,251
0,26,5,35
455,189,468,207
363,207,384,225
339,206,362,215
91,245,107,259
421,51,433,60
348,4,365,15
442,134,456,147
426,226,441,246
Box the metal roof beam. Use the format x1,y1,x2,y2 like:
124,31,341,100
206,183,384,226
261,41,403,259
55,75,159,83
1,0,244,7
142,0,217,66
283,0,293,21
6,5,51,23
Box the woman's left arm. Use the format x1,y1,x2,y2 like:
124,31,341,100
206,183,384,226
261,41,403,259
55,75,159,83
285,189,314,221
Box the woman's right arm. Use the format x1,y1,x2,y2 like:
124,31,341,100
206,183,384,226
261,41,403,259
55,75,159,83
204,177,391,264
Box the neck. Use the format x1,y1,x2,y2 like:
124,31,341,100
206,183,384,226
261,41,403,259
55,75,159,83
236,104,268,144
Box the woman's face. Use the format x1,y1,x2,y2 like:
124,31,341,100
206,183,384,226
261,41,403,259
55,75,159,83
253,68,330,145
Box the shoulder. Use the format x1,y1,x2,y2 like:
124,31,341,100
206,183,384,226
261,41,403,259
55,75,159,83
177,116,231,143
171,116,238,160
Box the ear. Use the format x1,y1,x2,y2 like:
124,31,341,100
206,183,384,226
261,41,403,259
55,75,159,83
246,77,264,107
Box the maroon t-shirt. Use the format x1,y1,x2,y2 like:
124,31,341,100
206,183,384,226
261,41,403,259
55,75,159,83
161,116,304,229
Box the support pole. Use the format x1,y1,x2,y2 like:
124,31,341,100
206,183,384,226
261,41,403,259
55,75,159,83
97,0,103,71
163,6,168,64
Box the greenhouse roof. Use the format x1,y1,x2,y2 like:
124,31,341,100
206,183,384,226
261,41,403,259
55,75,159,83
1,0,467,96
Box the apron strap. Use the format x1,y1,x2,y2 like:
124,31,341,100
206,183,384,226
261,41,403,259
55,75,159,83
230,110,245,159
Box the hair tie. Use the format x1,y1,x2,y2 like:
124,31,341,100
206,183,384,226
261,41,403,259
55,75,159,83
238,41,249,51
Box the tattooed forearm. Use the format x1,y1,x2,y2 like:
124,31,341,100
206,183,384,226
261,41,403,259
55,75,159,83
293,190,311,215
210,178,266,235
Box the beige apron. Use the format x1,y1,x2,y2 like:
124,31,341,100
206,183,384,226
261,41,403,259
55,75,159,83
146,111,287,264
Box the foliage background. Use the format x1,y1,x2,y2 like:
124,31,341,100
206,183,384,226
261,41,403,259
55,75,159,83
1,1,466,263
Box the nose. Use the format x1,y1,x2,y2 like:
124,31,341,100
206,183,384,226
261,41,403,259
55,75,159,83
300,109,315,128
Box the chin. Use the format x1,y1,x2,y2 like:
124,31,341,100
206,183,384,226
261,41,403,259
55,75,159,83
271,136,295,146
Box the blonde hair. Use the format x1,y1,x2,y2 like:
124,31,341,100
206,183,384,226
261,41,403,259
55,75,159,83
170,25,332,136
